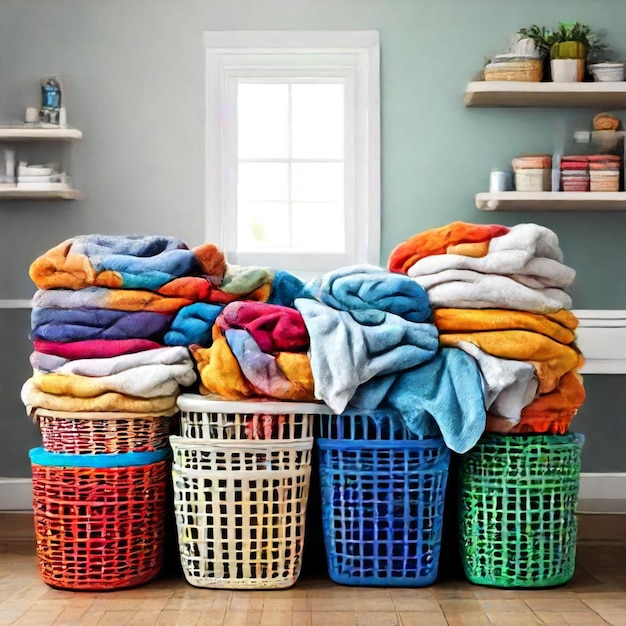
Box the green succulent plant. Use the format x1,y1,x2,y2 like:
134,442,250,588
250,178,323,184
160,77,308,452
518,22,607,60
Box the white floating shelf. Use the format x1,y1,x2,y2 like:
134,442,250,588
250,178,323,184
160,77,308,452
0,126,83,140
465,81,626,108
0,188,82,200
476,191,626,211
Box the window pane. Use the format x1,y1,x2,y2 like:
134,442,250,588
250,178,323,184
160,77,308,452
291,163,344,202
238,163,288,202
238,83,289,158
292,83,344,159
237,202,290,250
292,202,345,252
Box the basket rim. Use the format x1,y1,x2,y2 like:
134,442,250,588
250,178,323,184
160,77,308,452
34,407,177,420
170,435,314,451
29,447,170,467
177,393,335,415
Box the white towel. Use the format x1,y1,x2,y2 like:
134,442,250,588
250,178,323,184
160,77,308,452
413,270,572,312
455,340,538,423
489,223,565,262
53,346,193,377
408,248,575,289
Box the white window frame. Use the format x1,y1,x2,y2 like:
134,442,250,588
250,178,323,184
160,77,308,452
204,31,381,276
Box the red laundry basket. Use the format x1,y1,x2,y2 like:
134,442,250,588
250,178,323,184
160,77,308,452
30,448,170,590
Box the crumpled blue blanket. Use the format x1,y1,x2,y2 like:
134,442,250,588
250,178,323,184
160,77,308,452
164,302,223,346
268,270,308,307
296,265,486,453
349,348,486,453
305,264,432,323
30,307,171,342
294,297,439,412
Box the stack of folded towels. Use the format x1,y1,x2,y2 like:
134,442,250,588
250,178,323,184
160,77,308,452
21,234,213,414
388,222,585,435
22,234,309,415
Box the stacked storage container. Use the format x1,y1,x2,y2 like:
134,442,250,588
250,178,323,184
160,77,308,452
170,394,335,589
29,407,175,590
317,410,450,587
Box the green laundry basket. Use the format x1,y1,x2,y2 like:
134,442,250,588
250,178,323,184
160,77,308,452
458,433,584,588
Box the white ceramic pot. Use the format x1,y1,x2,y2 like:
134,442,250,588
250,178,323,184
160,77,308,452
589,62,625,82
550,59,585,82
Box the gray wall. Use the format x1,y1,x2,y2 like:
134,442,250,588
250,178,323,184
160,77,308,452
1,0,625,475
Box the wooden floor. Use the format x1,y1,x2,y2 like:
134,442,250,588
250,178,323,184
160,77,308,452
1,513,625,625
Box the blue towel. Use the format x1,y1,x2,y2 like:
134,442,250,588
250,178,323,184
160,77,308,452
75,234,206,290
268,270,307,307
295,297,439,412
350,347,486,454
306,264,432,323
164,302,223,346
30,307,171,342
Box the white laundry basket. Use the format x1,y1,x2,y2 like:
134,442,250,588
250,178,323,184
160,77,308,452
171,395,334,589
176,394,332,440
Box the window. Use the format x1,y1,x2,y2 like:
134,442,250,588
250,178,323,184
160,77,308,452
204,31,380,276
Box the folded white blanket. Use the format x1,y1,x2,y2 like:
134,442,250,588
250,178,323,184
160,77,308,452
28,361,196,399
489,223,564,262
413,270,572,312
408,249,575,289
50,346,193,377
455,340,538,423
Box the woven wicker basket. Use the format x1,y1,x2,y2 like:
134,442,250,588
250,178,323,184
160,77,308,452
484,59,543,82
590,170,620,192
34,408,174,454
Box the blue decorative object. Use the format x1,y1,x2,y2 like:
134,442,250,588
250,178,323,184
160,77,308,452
40,77,62,125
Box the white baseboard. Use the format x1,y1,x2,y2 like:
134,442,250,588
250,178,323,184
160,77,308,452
574,309,626,374
578,472,626,500
2,474,625,513
0,478,33,511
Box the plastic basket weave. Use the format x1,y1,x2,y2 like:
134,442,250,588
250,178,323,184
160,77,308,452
317,410,450,587
458,433,584,588
171,435,313,589
30,448,170,591
177,394,334,440
34,408,174,454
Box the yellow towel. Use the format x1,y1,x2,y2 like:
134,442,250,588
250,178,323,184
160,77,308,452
22,379,177,413
434,309,578,345
439,330,583,393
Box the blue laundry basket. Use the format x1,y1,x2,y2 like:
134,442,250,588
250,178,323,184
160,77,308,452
317,410,450,587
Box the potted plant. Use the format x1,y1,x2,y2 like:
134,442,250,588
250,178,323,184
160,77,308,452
549,22,594,82
518,22,606,82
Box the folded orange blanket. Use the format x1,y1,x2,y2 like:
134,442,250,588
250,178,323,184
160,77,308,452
486,370,585,434
388,222,509,274
439,330,583,393
434,309,578,345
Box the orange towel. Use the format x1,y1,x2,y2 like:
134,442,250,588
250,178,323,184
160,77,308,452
388,222,509,274
190,336,254,399
439,330,583,393
434,309,578,345
190,328,315,402
486,370,585,434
